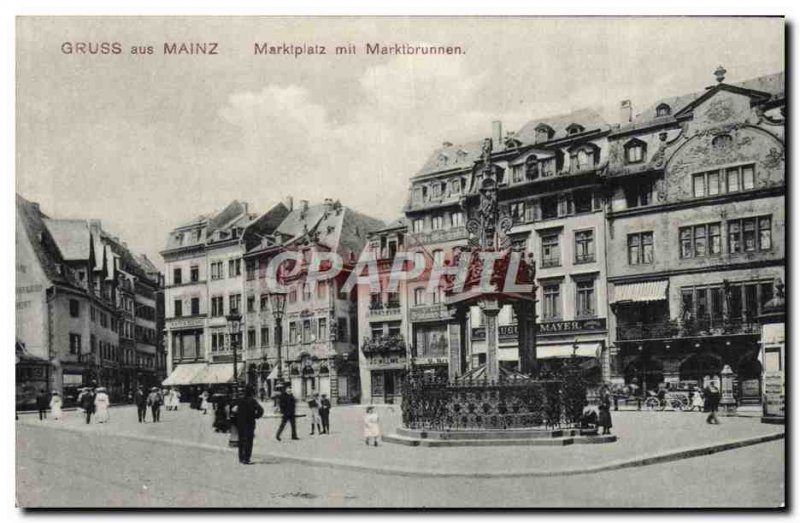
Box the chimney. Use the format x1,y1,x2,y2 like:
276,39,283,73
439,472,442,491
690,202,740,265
285,196,294,211
492,120,503,150
619,100,632,124
323,198,334,212
88,219,102,232
300,200,309,213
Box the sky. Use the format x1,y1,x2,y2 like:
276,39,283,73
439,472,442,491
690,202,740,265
16,16,784,269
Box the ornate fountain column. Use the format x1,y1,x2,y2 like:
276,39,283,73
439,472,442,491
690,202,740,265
480,298,501,381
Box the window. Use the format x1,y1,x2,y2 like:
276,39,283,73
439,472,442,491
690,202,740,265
680,223,722,258
430,183,442,199
303,319,313,343
414,288,425,306
431,215,444,230
693,164,756,198
260,294,268,311
90,307,96,322
302,283,312,301
542,283,561,320
573,190,593,214
625,142,645,164
247,295,255,312
211,296,224,317
247,329,256,349
449,179,461,195
190,265,199,282
69,333,81,355
726,167,740,193
211,331,225,352
512,164,525,183
510,201,526,224
69,299,80,317
414,252,426,272
693,174,706,198
412,219,424,233
728,216,770,253
712,134,733,150
432,249,445,267
288,287,297,303
191,298,200,316
535,126,553,144
210,261,222,280
412,187,423,205
246,260,255,281
575,230,595,263
541,197,558,220
432,287,442,304
289,322,297,345
707,171,720,196
625,181,653,208
576,280,596,318
260,327,269,347
228,259,241,278
627,232,654,265
318,318,327,341
450,212,464,228
656,103,671,117
525,156,539,180
541,234,560,267
173,268,182,285
174,300,183,318
229,294,241,314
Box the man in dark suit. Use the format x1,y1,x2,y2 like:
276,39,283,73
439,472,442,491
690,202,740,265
134,385,147,422
233,385,264,464
36,390,49,420
78,387,95,424
276,386,299,441
319,393,331,434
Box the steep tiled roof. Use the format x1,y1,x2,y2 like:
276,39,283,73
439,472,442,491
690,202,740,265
43,219,91,261
631,71,784,125
415,140,485,177
16,194,72,286
515,108,610,145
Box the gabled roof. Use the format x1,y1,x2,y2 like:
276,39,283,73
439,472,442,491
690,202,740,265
43,219,91,261
673,83,771,118
16,194,72,286
415,140,485,178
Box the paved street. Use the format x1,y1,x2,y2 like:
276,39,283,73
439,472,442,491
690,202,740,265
16,404,784,508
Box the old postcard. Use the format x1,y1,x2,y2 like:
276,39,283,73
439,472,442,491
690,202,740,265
15,16,785,508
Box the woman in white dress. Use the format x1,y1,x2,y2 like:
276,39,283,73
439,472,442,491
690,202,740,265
363,406,381,446
200,390,210,414
94,387,111,423
49,391,63,420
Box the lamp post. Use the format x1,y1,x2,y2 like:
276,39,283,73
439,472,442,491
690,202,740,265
268,289,288,385
226,313,242,393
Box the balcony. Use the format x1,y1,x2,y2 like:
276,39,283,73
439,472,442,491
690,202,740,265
368,302,403,321
575,253,595,264
617,319,760,342
361,334,406,355
540,257,561,268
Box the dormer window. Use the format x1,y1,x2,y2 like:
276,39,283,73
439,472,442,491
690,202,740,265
566,123,585,135
712,134,733,150
437,153,449,165
656,103,671,117
449,178,461,195
624,138,647,164
535,124,555,144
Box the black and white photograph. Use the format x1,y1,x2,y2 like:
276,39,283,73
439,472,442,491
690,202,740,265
13,15,786,509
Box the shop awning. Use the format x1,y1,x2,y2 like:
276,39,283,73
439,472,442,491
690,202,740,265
537,343,601,359
612,280,669,304
190,363,245,385
162,363,207,386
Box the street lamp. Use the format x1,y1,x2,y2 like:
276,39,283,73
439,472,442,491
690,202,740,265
226,313,242,391
268,289,288,384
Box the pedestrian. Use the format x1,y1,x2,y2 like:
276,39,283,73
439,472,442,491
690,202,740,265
200,390,210,415
36,390,49,421
49,391,63,421
319,393,331,434
94,387,110,423
78,387,95,424
691,387,705,412
364,406,381,446
705,382,721,425
213,394,230,433
232,385,264,465
134,385,148,422
147,387,163,422
598,385,613,435
307,393,322,435
173,389,182,410
276,386,299,441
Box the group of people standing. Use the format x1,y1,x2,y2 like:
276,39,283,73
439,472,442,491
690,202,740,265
34,390,63,421
77,386,111,424
134,385,166,423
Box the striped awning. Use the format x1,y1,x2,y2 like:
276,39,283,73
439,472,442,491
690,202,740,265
191,363,245,385
612,280,669,304
162,363,207,386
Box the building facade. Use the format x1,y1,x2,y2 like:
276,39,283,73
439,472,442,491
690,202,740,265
16,194,164,406
604,69,785,402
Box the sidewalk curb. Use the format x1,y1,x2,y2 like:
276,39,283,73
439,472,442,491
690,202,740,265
17,421,784,479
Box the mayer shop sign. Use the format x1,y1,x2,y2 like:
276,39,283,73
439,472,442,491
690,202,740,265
472,318,606,340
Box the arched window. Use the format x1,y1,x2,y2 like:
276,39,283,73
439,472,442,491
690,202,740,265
535,124,555,144
656,103,671,117
566,123,585,135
